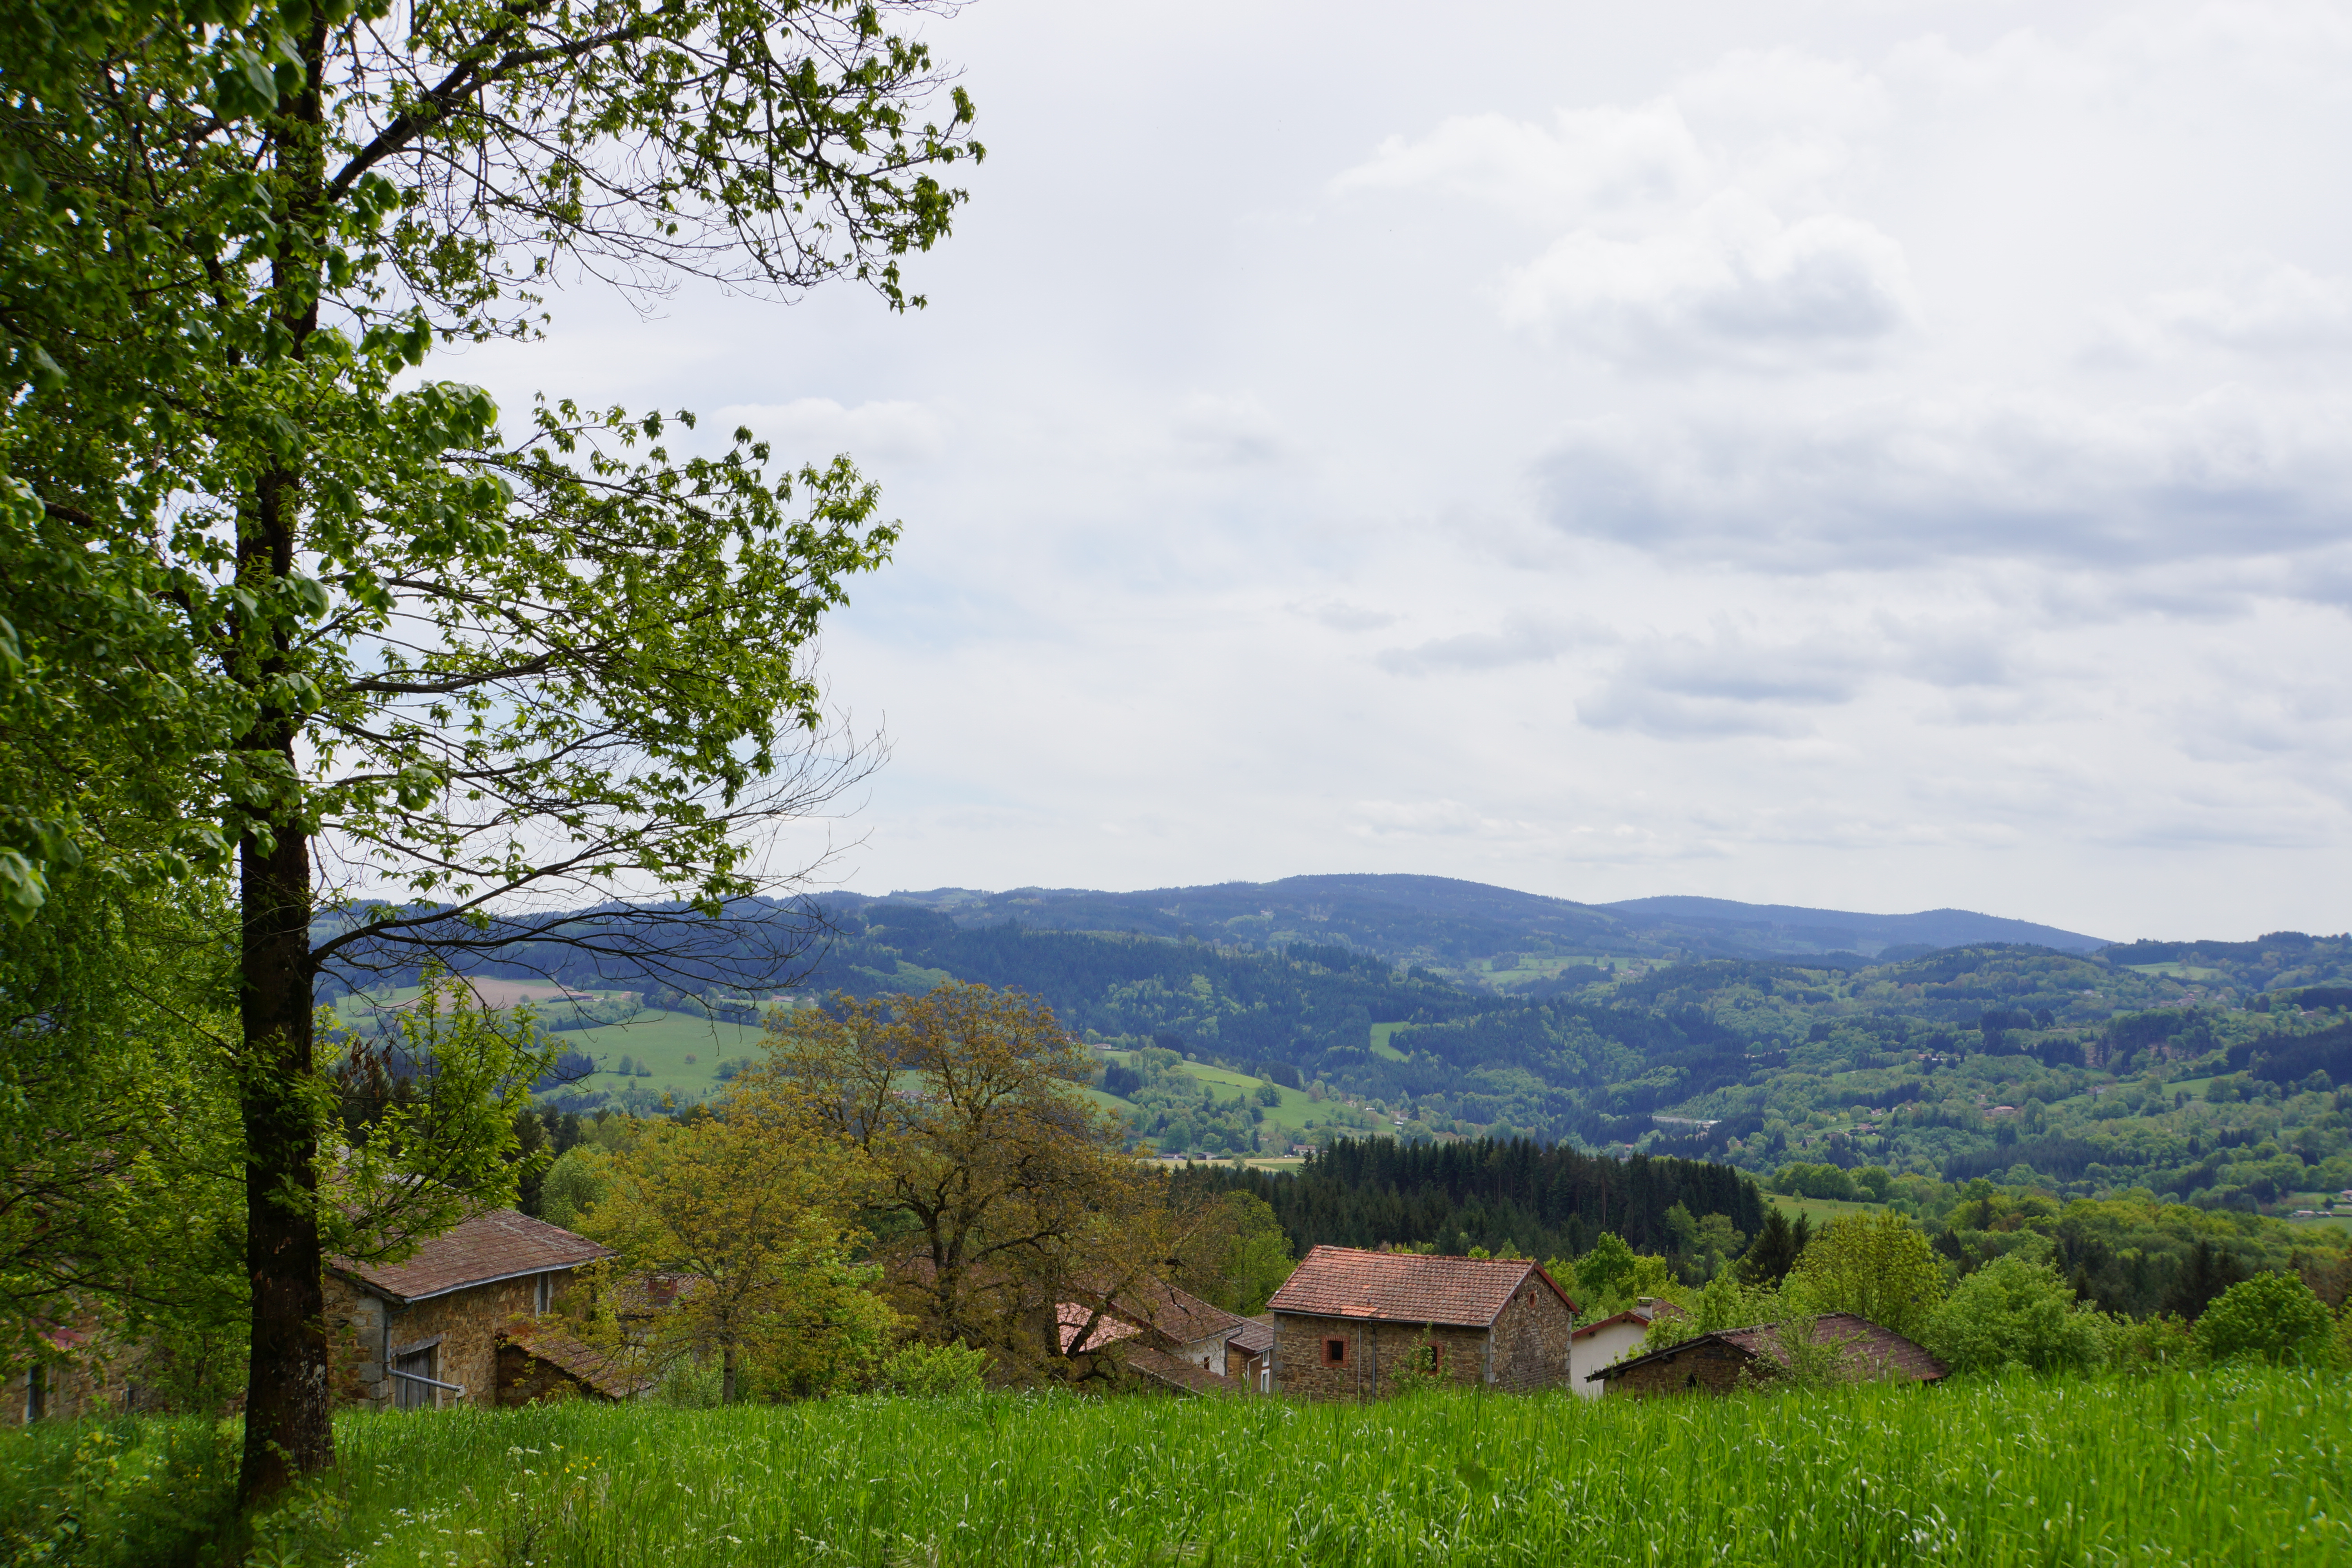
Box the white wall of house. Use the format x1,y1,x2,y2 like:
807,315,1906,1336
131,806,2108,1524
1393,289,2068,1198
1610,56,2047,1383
1177,1334,1229,1373
1568,1319,1651,1399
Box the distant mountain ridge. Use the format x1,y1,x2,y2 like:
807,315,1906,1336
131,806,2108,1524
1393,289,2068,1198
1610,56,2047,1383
860,873,2111,968
1595,895,2111,958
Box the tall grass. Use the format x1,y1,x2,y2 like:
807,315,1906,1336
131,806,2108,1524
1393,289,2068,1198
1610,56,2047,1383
8,1372,2349,1565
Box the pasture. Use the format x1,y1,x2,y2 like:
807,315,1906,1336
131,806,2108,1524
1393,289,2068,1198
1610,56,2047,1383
7,1370,2346,1566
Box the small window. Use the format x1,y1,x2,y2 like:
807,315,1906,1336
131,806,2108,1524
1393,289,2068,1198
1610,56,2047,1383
1323,1337,1348,1367
535,1273,553,1315
1426,1341,1445,1372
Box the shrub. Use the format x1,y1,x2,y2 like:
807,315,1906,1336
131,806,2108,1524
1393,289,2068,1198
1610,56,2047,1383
2096,1311,2201,1372
1922,1254,2104,1376
881,1339,992,1397
2195,1272,2338,1367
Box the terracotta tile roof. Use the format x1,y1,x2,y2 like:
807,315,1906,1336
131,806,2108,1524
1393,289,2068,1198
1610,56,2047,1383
1057,1301,1142,1353
500,1318,653,1400
1107,1278,1246,1346
1228,1318,1275,1355
1124,1344,1237,1395
332,1209,608,1305
1266,1247,1577,1329
1589,1313,1948,1383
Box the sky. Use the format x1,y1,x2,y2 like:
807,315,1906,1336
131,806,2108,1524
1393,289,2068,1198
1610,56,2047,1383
450,0,2352,944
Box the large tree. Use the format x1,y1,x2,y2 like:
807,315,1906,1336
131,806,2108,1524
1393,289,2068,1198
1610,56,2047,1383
1,0,979,1501
758,984,1193,1379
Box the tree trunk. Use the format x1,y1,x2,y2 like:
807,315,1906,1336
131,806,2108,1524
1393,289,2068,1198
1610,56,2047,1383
236,18,333,1507
722,1341,738,1405
237,813,328,1502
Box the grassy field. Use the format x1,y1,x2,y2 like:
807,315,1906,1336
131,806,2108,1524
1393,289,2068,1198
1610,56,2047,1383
1094,1050,1327,1145
9,1372,2350,1566
334,984,771,1100
1764,1192,1891,1225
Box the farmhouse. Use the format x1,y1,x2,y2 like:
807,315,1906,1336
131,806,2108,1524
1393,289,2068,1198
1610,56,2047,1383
1566,1298,1684,1399
1265,1246,1577,1399
1058,1277,1263,1393
325,1207,612,1409
1586,1312,1947,1396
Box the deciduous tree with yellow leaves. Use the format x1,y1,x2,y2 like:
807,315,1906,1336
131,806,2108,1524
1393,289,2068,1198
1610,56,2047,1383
575,1090,894,1404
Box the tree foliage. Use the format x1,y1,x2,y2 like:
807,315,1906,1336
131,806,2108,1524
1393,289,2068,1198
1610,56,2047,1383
1,0,978,1498
1921,1252,2104,1377
2193,1271,2338,1367
1784,1214,1947,1339
575,1090,894,1403
756,984,1178,1379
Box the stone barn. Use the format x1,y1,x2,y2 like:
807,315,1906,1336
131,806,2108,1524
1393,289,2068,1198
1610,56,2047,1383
1265,1247,1577,1399
325,1208,610,1410
1587,1312,1947,1396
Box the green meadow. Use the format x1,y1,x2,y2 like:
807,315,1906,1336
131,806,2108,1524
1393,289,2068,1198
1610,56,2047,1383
1764,1192,1893,1226
333,985,770,1100
10,1371,2348,1566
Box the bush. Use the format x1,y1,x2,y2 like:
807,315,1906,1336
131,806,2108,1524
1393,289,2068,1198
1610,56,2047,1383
2096,1311,2201,1372
881,1340,991,1397
2195,1272,2338,1367
1922,1254,2104,1376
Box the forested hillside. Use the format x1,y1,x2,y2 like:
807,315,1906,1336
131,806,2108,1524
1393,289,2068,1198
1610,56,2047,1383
1177,1137,1767,1262
339,884,2352,1220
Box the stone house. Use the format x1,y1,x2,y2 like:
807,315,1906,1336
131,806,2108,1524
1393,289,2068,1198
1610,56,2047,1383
1566,1298,1683,1399
1587,1312,1947,1396
325,1208,610,1410
1226,1317,1274,1389
1058,1277,1263,1394
1265,1246,1578,1399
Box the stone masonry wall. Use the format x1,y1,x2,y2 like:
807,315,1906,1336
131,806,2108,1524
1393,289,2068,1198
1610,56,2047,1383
1489,1284,1574,1392
328,1268,578,1410
1273,1314,1492,1400
1607,1339,1766,1396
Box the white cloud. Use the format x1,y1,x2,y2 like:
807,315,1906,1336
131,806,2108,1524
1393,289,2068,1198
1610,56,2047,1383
1333,102,1709,225
1501,192,1914,361
2089,260,2352,363
1541,386,2352,570
1291,599,1401,632
1377,617,1590,675
1172,392,1284,466
1334,49,1907,368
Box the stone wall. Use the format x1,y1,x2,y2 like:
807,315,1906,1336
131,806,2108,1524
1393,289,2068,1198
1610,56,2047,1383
328,1267,579,1410
1271,1313,1492,1400
1489,1284,1574,1392
0,1359,114,1426
496,1341,597,1407
1606,1338,1766,1396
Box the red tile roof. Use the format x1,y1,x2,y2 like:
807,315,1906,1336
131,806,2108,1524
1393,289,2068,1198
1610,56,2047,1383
1589,1313,1948,1384
1266,1247,1577,1329
1124,1344,1237,1395
1228,1318,1275,1355
1056,1301,1142,1353
332,1209,608,1305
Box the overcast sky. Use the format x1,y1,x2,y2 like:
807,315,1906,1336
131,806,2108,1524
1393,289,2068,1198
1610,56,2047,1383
454,0,2352,943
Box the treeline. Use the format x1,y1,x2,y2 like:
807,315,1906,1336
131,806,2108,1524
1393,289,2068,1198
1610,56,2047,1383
1179,1136,1767,1261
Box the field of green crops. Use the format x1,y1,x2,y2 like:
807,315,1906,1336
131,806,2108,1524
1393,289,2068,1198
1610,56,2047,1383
9,1370,2351,1566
